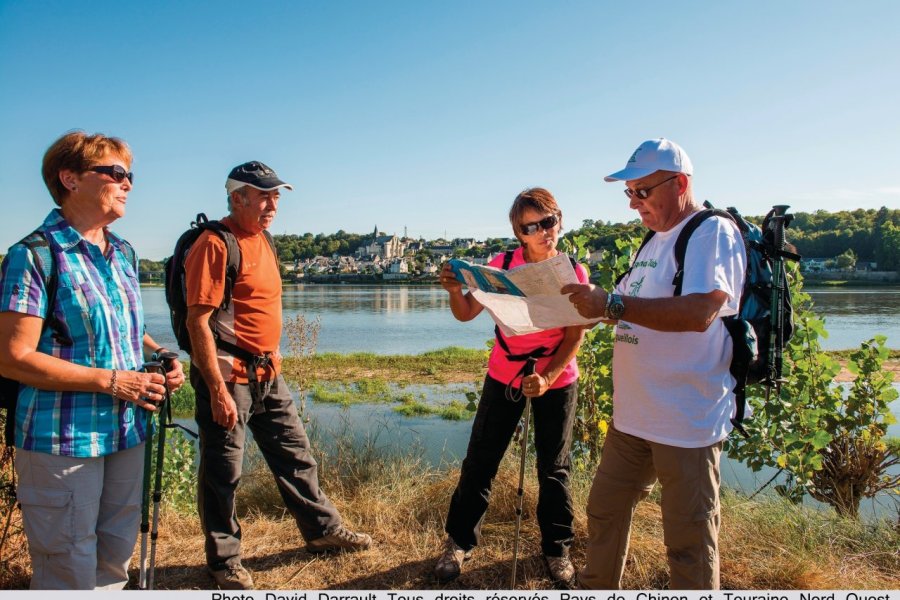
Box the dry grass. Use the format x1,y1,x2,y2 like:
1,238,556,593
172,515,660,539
2,448,897,591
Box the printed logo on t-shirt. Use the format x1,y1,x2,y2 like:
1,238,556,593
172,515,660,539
614,322,638,345
628,276,645,297
632,258,658,269
615,331,639,345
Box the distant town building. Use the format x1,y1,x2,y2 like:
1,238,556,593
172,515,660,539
355,225,407,260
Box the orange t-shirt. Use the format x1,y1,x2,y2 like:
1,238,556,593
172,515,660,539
184,216,282,383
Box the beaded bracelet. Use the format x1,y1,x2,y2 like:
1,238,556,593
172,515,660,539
110,369,119,399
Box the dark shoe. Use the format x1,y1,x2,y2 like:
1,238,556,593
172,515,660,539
545,555,575,584
208,564,254,590
306,525,372,553
433,537,471,582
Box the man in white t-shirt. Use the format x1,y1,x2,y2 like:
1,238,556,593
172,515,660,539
561,138,746,590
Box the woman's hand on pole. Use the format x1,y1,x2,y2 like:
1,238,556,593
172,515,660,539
112,369,167,410
522,373,550,398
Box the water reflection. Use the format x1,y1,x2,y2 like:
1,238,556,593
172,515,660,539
282,284,451,315
807,287,900,350
142,284,900,355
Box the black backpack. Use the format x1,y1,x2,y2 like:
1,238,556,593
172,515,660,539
0,231,135,446
617,203,799,437
163,214,277,402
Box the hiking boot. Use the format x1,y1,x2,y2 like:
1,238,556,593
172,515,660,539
306,525,372,554
545,555,575,584
433,537,471,582
208,564,254,590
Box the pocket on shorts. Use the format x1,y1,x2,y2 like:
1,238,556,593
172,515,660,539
17,486,75,554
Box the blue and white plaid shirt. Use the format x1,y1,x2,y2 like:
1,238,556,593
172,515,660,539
1,209,148,457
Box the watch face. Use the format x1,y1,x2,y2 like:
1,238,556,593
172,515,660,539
608,294,625,319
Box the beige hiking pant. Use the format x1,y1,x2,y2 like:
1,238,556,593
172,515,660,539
577,424,721,590
15,443,145,590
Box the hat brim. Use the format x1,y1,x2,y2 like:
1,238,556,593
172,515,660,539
226,178,294,194
603,166,660,182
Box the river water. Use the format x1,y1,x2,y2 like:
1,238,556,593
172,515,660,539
142,284,900,354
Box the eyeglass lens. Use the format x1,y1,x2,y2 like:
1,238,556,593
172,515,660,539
624,175,677,200
521,215,558,235
90,165,133,183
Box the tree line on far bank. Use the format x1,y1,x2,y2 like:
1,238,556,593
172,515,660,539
574,206,900,271
121,206,900,274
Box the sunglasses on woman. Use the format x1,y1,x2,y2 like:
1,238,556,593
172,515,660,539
519,214,559,236
88,165,134,184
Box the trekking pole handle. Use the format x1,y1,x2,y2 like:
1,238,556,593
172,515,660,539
770,205,790,250
152,350,180,372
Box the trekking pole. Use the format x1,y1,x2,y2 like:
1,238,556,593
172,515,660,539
765,205,791,402
510,357,537,589
147,350,179,590
138,360,163,590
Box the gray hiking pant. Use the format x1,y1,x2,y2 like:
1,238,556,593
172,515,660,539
192,367,342,569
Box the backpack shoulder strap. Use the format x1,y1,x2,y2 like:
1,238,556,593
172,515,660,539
262,230,278,260
614,230,655,287
197,218,241,310
671,208,735,296
18,231,69,345
117,238,138,272
502,249,575,271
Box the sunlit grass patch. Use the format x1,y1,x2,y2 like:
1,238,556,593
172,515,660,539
305,345,488,385
438,399,476,421
393,398,437,417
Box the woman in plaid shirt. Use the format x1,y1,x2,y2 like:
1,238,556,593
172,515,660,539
0,131,186,589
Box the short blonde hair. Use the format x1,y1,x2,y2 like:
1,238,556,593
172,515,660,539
42,130,132,206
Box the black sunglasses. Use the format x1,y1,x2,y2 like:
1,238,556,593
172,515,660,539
519,214,559,236
88,165,133,184
624,175,678,200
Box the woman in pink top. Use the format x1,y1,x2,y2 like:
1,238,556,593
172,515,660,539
433,188,588,585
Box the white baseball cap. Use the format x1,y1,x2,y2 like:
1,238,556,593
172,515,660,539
604,138,693,182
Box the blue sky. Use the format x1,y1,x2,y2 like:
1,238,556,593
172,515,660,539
1,1,898,260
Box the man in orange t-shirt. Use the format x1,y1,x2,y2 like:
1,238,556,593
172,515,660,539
185,161,372,590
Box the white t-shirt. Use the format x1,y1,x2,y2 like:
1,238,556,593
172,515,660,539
612,212,746,448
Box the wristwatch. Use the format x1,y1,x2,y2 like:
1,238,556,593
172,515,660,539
605,292,625,320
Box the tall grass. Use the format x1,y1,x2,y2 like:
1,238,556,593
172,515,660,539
2,417,897,589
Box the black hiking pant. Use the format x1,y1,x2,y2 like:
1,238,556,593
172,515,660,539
445,375,578,557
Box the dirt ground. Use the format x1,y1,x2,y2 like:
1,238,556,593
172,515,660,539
834,359,900,382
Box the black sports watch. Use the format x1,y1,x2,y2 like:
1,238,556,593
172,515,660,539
605,292,625,320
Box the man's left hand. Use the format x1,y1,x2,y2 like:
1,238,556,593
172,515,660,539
561,283,608,319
